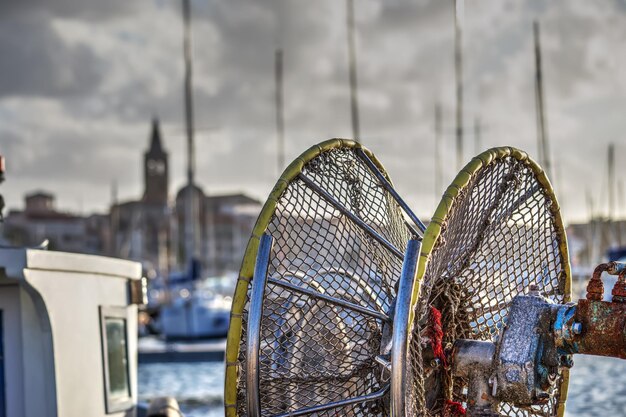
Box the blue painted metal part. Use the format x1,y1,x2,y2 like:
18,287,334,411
554,304,579,355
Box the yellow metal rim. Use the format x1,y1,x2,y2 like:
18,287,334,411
223,138,392,416
410,146,572,417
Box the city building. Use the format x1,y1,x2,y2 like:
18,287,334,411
2,191,106,254
206,193,261,274
2,118,262,278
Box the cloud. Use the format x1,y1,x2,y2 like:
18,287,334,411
0,0,139,21
0,12,103,98
1,0,626,224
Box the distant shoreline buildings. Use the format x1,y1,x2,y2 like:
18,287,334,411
2,119,261,277
3,119,626,276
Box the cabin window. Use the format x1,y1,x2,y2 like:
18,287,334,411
99,306,132,413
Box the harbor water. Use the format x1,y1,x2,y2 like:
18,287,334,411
138,354,626,417
138,362,224,417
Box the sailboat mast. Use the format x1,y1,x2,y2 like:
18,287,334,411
454,0,464,170
608,143,615,220
346,0,361,141
110,180,118,256
182,0,197,263
275,49,285,175
474,116,481,154
619,179,625,247
435,103,442,202
534,21,551,178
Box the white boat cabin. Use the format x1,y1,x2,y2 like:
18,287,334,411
0,248,143,417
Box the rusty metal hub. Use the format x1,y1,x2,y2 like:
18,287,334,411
451,262,626,416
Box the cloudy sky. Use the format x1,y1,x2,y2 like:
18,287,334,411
1,0,625,223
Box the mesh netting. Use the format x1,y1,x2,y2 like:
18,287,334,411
406,153,568,416
236,147,414,416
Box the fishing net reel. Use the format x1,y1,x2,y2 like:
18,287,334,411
226,140,622,417
225,139,423,417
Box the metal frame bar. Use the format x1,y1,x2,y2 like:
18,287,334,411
246,233,274,417
298,173,405,260
314,268,385,311
355,148,427,234
375,355,391,371
390,238,422,417
272,384,390,417
268,277,390,322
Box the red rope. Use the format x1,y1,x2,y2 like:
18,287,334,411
428,306,447,367
445,400,467,416
429,307,467,416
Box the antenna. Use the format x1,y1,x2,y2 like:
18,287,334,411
454,0,464,170
275,49,285,175
346,0,361,141
182,0,198,263
534,21,551,179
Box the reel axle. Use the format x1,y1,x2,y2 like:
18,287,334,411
452,261,626,416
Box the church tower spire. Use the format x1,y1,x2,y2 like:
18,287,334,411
143,118,169,204
148,117,164,154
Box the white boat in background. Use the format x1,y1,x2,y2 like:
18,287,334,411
159,275,234,340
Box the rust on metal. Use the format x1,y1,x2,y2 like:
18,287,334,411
574,298,626,359
586,263,610,300
585,261,626,300
611,269,626,303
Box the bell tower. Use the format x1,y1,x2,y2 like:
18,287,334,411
143,118,169,204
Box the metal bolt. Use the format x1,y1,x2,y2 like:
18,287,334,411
489,376,498,397
572,322,583,335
